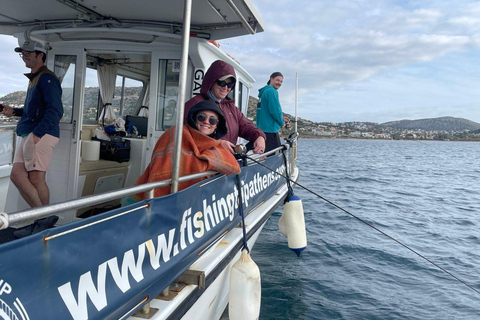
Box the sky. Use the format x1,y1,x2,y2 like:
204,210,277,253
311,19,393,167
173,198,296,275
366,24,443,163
216,0,480,124
1,0,480,124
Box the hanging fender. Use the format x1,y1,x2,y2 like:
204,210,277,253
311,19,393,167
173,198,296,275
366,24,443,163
229,249,261,320
278,212,287,238
283,194,307,256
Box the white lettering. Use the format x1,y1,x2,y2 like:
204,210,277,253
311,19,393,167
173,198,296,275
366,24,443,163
58,265,108,320
107,245,146,293
193,211,204,238
0,279,11,295
145,228,176,270
203,199,216,231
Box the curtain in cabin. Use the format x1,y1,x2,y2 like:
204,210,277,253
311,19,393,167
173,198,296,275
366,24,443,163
54,56,73,84
97,64,118,126
139,80,150,117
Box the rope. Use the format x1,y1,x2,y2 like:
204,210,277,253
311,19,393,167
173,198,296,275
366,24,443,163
235,174,249,253
0,213,9,229
246,154,480,297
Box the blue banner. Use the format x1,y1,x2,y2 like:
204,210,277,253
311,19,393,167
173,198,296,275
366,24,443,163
0,154,286,320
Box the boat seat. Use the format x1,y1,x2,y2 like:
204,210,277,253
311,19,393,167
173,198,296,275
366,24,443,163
77,160,129,218
78,125,131,217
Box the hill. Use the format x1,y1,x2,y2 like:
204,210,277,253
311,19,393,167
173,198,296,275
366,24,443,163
380,117,480,132
3,90,480,136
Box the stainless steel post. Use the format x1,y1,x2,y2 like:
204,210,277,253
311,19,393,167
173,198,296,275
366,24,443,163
171,0,193,193
291,73,298,174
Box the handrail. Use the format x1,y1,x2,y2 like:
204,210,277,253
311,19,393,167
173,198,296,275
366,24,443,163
0,143,296,229
1,170,216,228
0,125,17,129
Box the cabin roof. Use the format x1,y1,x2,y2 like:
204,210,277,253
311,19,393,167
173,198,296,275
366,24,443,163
0,0,264,42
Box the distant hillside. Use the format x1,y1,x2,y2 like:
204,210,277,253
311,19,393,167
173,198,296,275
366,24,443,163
0,91,27,106
1,87,140,109
380,117,480,132
3,90,480,134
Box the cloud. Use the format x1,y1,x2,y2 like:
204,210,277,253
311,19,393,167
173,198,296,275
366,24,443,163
219,0,480,122
0,35,29,97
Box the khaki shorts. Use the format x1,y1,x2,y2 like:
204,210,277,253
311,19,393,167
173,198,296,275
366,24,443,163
14,133,59,172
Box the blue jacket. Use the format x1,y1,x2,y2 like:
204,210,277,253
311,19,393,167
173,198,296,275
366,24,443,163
256,84,284,133
14,66,63,138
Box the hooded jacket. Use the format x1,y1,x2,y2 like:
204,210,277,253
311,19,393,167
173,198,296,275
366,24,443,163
184,60,266,145
187,100,227,140
257,84,284,133
129,123,240,201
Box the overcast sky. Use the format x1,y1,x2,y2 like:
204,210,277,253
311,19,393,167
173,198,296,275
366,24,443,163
218,0,480,124
1,0,479,124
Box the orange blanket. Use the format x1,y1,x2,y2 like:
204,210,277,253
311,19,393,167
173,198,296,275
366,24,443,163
134,126,240,200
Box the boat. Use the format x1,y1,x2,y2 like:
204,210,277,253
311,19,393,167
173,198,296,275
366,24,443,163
0,1,300,319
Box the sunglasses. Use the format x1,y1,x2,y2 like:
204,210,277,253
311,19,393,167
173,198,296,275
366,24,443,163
196,113,219,125
19,51,35,58
215,80,235,88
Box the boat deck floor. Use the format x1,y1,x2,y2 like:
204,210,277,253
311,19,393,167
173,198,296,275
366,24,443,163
0,227,17,243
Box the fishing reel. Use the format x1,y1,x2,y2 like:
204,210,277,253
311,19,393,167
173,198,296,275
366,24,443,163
285,132,298,146
234,144,247,160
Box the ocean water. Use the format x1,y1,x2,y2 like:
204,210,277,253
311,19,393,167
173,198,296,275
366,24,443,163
251,139,480,320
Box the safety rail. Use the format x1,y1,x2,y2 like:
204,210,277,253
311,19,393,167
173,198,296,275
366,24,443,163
0,142,296,229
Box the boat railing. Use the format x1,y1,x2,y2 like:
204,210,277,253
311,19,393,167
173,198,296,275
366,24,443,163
0,144,293,230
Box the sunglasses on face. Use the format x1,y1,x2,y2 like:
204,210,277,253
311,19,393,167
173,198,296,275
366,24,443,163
19,51,35,58
215,80,235,89
196,113,219,125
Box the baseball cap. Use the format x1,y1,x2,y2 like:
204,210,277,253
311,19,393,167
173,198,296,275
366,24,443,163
218,74,236,82
14,41,47,54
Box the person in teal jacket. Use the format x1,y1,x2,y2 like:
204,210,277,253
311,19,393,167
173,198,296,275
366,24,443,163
256,72,288,152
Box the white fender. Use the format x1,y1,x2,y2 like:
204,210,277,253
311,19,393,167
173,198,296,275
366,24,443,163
278,212,287,238
283,195,307,256
229,249,261,320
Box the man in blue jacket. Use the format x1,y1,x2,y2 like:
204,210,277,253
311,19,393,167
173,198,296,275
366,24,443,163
256,72,289,152
1,41,63,211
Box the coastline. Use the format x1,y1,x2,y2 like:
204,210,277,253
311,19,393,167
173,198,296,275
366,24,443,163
282,134,480,142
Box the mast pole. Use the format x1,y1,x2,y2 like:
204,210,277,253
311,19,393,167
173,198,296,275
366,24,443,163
171,0,193,193
291,72,298,173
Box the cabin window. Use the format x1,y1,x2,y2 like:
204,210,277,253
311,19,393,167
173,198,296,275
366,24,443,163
156,60,180,131
238,81,249,114
54,55,77,124
84,68,101,124
83,69,144,124
0,131,14,166
227,86,235,101
114,77,144,117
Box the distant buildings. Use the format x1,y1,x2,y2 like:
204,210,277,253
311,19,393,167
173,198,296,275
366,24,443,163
282,119,480,141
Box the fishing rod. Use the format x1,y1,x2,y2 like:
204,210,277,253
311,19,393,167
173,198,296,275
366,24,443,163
241,149,480,297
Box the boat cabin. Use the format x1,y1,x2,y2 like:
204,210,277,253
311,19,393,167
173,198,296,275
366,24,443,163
0,0,264,223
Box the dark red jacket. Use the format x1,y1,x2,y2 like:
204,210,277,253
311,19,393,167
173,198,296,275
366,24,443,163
184,60,265,145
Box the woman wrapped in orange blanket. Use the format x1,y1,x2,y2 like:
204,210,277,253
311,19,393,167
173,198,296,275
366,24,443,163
123,100,241,204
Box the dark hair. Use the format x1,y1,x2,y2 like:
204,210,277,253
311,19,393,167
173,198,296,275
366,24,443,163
270,72,283,79
267,71,283,85
35,51,46,63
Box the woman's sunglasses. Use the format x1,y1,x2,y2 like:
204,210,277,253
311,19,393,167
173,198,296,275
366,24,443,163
196,113,219,125
215,80,235,88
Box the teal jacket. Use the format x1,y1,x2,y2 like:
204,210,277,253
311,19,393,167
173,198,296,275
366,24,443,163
256,85,284,133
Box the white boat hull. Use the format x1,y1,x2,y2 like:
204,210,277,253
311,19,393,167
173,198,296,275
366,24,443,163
130,167,298,320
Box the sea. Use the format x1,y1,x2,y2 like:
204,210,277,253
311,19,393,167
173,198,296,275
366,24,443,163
251,139,480,320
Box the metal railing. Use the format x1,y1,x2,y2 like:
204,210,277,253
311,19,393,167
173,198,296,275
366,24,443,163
0,144,295,229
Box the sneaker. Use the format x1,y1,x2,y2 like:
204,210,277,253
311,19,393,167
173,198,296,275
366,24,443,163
13,216,59,238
